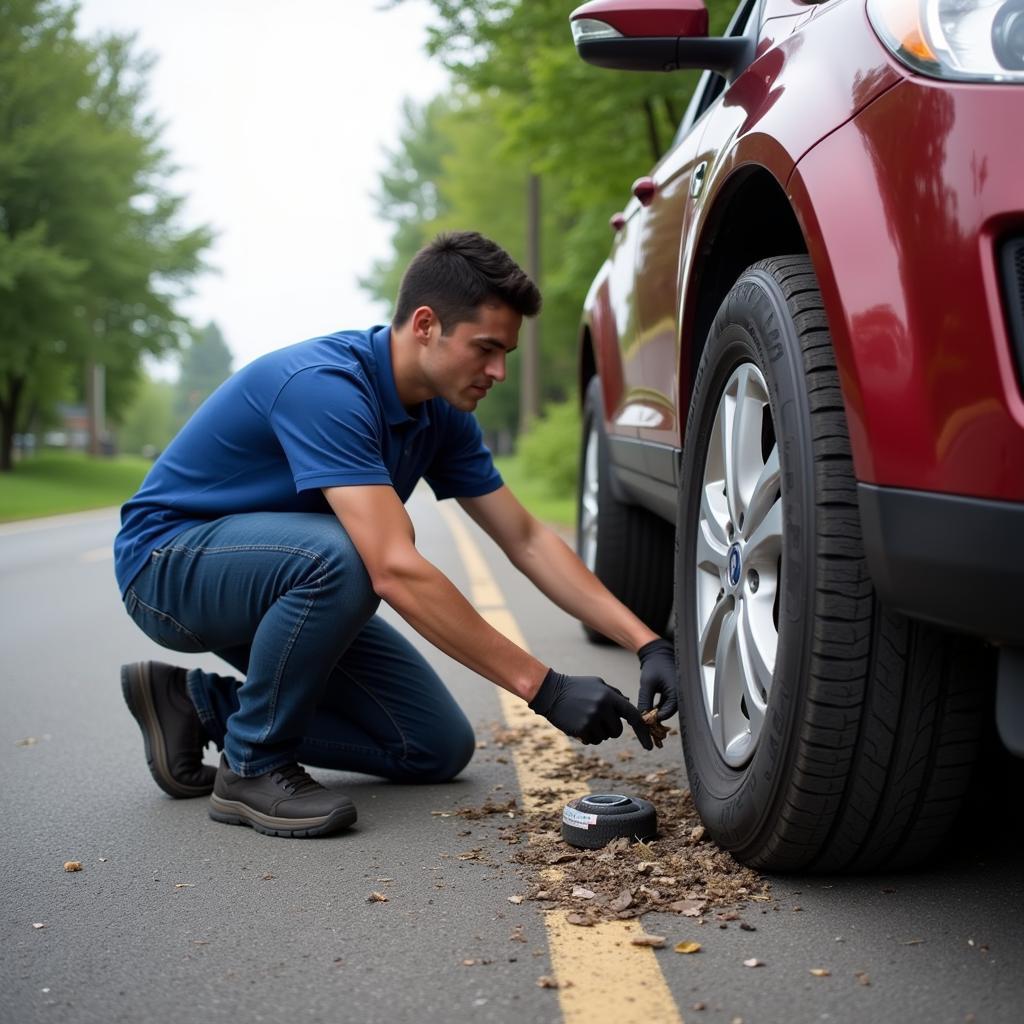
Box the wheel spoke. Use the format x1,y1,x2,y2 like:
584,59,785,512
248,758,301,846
709,605,738,753
696,500,729,575
744,497,782,568
697,588,731,668
744,444,779,541
736,597,772,740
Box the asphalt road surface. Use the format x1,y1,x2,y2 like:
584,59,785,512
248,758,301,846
2,491,1022,1024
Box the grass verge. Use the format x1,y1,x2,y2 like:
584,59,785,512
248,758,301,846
0,451,151,522
494,454,575,529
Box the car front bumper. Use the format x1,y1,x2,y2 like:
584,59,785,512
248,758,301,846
858,482,1024,645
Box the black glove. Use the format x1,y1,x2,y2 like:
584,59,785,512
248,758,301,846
529,669,653,750
637,638,678,721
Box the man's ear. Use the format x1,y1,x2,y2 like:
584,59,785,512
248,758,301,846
410,306,438,346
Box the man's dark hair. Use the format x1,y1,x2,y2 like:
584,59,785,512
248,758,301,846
393,231,542,333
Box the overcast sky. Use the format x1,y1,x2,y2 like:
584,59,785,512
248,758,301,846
76,0,448,374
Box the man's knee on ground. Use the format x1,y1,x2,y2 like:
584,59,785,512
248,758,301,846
401,720,476,784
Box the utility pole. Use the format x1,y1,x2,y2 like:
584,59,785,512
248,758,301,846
519,173,542,431
87,361,106,456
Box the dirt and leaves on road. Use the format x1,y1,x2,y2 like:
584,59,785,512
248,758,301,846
434,720,771,932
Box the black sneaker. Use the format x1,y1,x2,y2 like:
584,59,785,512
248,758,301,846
208,756,357,838
121,662,216,798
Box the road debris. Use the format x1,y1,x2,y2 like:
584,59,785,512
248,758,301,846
641,710,670,748
536,975,564,989
675,941,701,954
367,891,389,903
631,933,666,948
174,883,194,889
743,958,764,968
440,721,771,928
63,861,82,872
32,923,46,929
809,968,831,977
854,971,871,986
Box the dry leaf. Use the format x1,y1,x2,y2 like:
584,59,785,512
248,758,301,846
536,976,560,989
669,899,705,917
641,710,669,748
430,811,452,817
631,933,666,948
63,861,82,873
510,926,527,943
566,913,594,927
571,885,595,899
689,826,706,842
675,941,702,954
261,873,275,881
367,891,389,903
743,958,764,968
458,849,484,861
854,971,871,986
809,968,831,977
610,890,635,913
507,895,524,905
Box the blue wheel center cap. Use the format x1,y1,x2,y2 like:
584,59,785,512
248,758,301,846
728,543,743,588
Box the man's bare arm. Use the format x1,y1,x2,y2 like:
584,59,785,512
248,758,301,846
323,484,546,701
458,486,659,652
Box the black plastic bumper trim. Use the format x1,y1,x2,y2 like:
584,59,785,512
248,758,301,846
858,483,1024,644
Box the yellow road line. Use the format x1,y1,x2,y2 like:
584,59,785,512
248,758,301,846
438,503,683,1024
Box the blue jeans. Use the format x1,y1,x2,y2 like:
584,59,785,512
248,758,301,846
123,511,476,780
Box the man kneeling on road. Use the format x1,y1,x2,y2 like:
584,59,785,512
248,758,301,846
114,231,677,838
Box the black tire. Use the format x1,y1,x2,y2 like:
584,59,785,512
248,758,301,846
674,255,989,873
561,794,658,850
577,376,674,643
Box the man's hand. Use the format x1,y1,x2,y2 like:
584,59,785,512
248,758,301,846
637,638,678,721
529,669,653,750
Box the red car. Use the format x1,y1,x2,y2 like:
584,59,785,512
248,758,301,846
570,0,1024,870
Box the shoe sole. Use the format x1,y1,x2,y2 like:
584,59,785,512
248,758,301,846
208,794,357,838
121,663,213,799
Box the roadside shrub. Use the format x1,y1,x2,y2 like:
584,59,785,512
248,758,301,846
516,398,580,498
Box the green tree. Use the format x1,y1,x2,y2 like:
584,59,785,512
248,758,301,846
117,371,175,455
0,0,212,470
174,320,232,428
371,0,735,441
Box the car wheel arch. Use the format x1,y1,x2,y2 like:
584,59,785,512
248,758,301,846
679,165,808,397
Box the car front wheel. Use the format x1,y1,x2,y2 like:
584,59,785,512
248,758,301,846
675,256,990,872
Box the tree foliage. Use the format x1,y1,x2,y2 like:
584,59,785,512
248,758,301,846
0,0,213,469
367,0,735,439
175,320,232,427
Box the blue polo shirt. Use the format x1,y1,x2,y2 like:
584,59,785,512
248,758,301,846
114,325,503,594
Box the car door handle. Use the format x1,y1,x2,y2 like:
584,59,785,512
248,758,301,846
691,161,707,199
632,176,657,206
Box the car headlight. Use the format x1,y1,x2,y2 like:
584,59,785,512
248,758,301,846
867,0,1024,82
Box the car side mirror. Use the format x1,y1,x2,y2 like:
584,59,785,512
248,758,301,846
570,0,751,76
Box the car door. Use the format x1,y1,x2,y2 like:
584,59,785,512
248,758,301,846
600,190,647,444
631,0,762,464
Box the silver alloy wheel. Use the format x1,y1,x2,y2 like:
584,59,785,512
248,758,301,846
694,362,782,767
580,422,600,571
